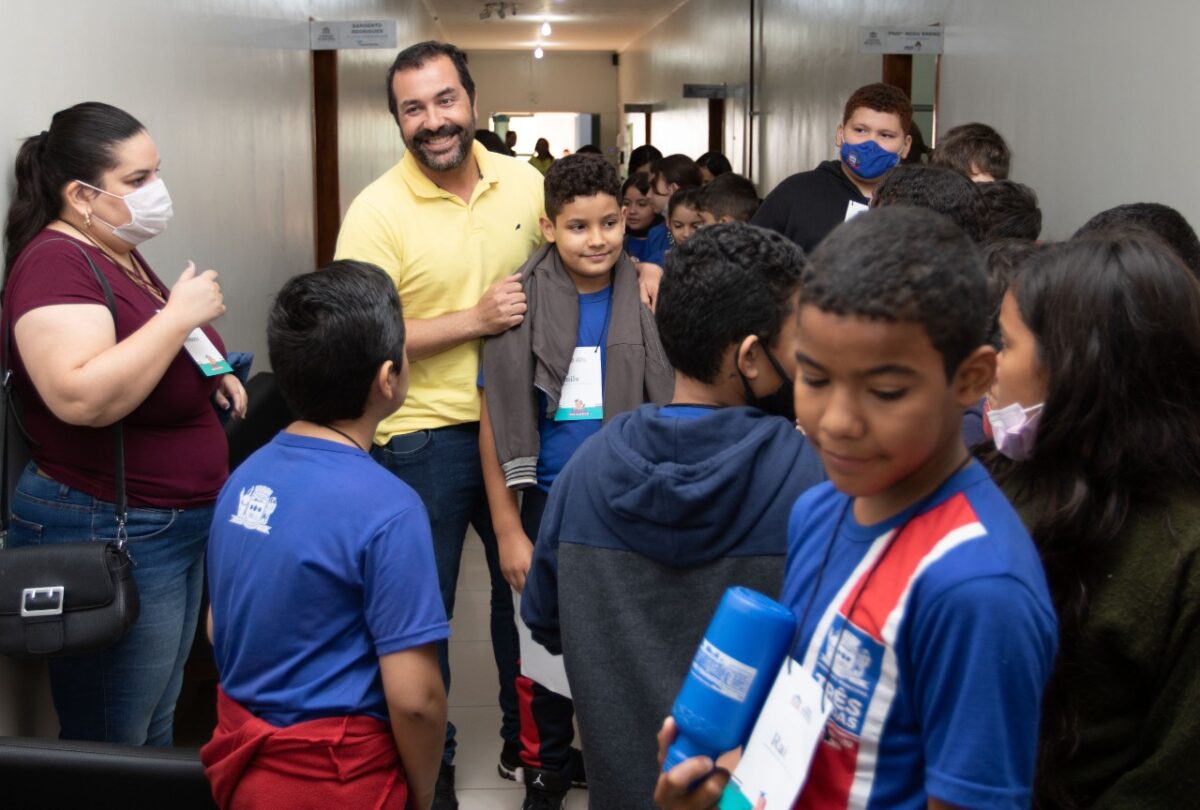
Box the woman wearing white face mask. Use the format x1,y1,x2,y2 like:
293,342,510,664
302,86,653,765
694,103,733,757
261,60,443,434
2,102,245,745
986,235,1200,809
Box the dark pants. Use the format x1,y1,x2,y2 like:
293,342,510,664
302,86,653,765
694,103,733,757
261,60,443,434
372,423,520,764
517,486,575,774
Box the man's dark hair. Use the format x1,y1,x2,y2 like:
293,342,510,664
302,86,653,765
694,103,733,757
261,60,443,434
842,83,913,136
871,164,989,243
698,173,760,222
650,154,702,191
575,144,602,155
269,261,406,424
803,207,988,378
386,41,475,122
667,187,703,219
656,222,804,384
474,129,508,155
544,154,621,220
621,172,652,198
1073,202,1200,278
628,144,662,174
979,180,1042,241
932,122,1010,180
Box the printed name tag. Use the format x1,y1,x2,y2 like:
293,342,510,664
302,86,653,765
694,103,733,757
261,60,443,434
844,200,871,222
718,660,832,810
554,346,603,421
183,328,234,377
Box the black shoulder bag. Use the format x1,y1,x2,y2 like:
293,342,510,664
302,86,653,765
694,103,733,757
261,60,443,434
0,240,139,657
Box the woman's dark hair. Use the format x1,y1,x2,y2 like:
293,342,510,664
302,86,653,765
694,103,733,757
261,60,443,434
989,235,1200,805
268,261,406,425
534,138,554,161
4,102,144,276
696,151,732,178
628,144,662,175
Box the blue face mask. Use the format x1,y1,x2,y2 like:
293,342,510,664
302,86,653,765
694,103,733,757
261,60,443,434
839,139,901,180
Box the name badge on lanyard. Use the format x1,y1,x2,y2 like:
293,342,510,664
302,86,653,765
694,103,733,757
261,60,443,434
183,327,234,377
554,346,603,421
718,659,832,810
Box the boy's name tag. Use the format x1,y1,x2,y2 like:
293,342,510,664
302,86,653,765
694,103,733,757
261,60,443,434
844,200,871,222
184,328,234,377
554,346,603,421
718,659,831,810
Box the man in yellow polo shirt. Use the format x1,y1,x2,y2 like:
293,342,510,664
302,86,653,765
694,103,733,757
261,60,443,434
334,41,543,810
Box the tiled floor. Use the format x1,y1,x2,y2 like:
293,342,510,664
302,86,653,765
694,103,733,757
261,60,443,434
450,532,588,809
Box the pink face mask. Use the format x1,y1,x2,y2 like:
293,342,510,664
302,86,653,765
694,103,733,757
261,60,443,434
985,401,1044,460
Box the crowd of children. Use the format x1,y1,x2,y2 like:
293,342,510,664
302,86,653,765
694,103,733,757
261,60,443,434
202,54,1200,809
14,38,1194,810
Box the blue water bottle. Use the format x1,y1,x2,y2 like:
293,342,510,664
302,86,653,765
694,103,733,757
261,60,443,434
663,586,797,772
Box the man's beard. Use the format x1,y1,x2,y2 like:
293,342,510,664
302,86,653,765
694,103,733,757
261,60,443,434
406,119,475,172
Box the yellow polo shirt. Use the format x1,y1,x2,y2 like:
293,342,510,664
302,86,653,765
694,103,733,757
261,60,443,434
335,141,545,442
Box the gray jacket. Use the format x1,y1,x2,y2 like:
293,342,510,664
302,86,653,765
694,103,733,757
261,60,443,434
481,244,674,488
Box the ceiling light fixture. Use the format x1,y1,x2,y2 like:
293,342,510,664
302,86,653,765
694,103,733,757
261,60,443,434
540,20,552,36
534,46,544,59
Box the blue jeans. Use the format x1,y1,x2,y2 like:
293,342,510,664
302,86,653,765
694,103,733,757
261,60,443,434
373,423,521,764
7,463,210,746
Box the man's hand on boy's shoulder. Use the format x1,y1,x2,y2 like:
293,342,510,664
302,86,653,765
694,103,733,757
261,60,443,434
473,271,527,336
636,261,663,312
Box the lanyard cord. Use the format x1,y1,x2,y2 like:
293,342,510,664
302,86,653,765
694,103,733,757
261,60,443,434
788,454,974,688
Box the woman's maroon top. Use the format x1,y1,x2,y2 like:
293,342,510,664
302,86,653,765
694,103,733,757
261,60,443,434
4,229,228,508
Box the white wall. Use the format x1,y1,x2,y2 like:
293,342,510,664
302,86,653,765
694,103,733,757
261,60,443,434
620,0,1200,240
331,1,443,214
0,0,438,738
617,0,751,175
467,50,621,165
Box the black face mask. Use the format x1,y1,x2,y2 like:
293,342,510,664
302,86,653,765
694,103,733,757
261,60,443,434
739,345,795,421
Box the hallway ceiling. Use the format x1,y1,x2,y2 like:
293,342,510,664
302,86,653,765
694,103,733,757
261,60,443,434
425,0,689,52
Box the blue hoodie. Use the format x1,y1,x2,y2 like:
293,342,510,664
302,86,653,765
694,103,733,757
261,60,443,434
521,403,824,808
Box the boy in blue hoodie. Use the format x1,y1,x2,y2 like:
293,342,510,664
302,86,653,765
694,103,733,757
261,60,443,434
521,222,825,809
479,154,674,809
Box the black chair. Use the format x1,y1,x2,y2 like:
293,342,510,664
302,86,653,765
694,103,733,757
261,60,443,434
0,735,215,808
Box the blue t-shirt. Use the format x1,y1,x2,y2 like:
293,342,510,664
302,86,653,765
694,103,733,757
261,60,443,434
481,287,613,492
780,462,1057,810
625,221,670,267
208,432,449,726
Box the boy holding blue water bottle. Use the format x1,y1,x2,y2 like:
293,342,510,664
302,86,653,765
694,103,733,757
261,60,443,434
656,207,1058,810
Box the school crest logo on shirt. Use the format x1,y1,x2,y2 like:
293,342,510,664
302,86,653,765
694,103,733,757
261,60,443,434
230,485,277,535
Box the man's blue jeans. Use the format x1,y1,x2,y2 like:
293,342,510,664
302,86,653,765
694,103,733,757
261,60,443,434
373,423,521,764
6,463,210,746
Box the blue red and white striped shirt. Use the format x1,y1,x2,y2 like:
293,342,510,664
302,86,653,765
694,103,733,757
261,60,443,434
782,462,1057,810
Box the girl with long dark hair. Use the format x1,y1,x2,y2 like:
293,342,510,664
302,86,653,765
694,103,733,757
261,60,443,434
987,234,1200,807
3,102,245,745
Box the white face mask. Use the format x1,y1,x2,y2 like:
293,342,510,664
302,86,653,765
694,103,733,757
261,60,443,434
986,400,1044,460
79,178,173,245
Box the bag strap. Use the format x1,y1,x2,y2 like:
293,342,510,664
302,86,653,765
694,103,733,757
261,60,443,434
1,238,128,548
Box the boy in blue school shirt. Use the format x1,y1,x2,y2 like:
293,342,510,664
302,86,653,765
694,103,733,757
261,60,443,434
656,207,1058,810
521,222,826,809
479,154,674,809
205,262,448,809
